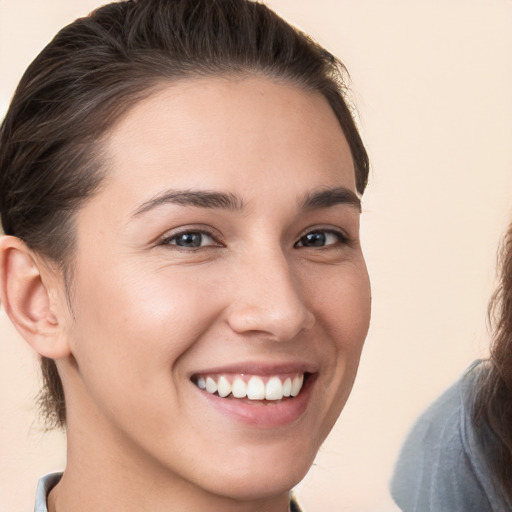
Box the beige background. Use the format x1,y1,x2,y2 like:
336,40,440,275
1,1,512,511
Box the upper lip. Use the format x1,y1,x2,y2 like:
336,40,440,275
189,360,319,377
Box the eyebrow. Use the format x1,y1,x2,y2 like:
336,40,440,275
301,187,362,212
132,185,361,218
132,189,245,216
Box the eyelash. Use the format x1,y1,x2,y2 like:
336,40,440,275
160,229,222,249
160,227,350,250
294,228,350,248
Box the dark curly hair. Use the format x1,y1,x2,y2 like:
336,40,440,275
474,220,512,504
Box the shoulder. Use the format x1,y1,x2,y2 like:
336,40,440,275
391,361,496,512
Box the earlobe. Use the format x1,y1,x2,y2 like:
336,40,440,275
0,235,70,359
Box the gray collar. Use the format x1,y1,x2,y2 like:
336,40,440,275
35,473,62,512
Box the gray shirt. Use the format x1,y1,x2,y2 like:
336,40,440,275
391,361,509,512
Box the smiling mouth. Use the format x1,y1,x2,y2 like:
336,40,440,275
192,373,307,402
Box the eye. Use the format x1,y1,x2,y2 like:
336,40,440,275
294,229,348,248
162,230,219,248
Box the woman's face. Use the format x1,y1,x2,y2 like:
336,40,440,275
60,76,371,502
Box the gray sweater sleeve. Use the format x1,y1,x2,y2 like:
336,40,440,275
391,367,496,512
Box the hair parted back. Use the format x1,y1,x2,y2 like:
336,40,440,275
473,220,512,504
0,0,369,428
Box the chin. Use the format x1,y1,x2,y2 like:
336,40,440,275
194,437,318,502
210,466,307,502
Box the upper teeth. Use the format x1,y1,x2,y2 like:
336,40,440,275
195,374,304,401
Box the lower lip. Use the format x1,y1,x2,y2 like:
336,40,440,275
195,374,316,428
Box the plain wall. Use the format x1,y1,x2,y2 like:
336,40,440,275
1,1,512,511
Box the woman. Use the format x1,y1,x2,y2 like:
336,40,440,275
0,1,371,511
391,221,512,511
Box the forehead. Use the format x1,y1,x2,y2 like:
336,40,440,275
101,75,355,193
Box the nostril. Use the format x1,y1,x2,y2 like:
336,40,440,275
303,309,316,331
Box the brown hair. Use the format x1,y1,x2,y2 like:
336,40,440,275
0,0,369,428
474,220,512,501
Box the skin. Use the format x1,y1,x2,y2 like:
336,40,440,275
0,75,371,512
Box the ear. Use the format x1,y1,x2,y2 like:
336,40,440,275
0,235,71,359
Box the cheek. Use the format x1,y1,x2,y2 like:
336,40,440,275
311,261,371,350
63,263,233,444
337,276,372,348
318,267,370,428
68,262,227,388
312,260,370,412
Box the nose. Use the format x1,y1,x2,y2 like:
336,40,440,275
226,249,315,342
